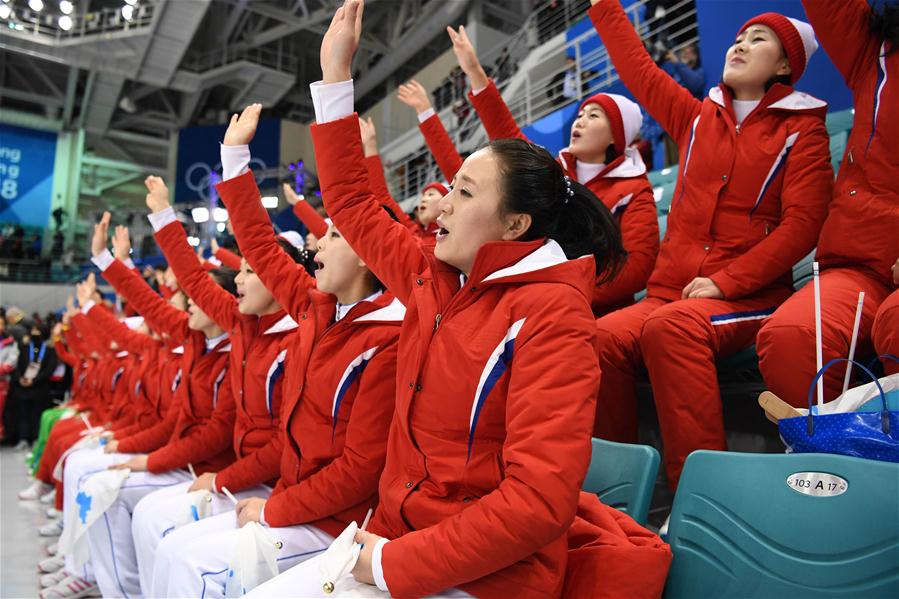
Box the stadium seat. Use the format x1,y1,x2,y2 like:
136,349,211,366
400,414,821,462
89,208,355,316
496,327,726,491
583,438,660,525
664,450,899,599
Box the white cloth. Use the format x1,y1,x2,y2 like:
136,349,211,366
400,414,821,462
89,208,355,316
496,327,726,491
310,79,355,124
86,468,193,598
133,480,271,597
575,161,605,185
417,107,436,123
224,522,282,597
148,207,177,232
221,143,251,181
732,99,759,125
797,374,899,415
371,538,389,592
58,468,131,571
91,249,114,272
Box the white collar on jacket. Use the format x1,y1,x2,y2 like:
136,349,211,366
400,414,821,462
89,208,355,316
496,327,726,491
262,314,299,335
558,145,646,179
352,296,407,323
708,86,827,112
482,239,585,283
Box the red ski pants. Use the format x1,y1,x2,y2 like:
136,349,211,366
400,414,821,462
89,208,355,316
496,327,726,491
594,290,787,489
873,288,899,375
757,268,893,406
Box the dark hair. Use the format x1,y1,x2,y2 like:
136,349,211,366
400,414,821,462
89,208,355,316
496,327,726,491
276,238,304,264
764,73,792,91
871,1,899,50
489,138,626,281
209,268,238,297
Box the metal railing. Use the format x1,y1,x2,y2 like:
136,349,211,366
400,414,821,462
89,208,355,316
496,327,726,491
382,0,698,207
0,1,156,45
181,44,299,74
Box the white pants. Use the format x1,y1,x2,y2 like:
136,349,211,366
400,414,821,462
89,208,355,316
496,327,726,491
85,467,192,598
132,481,270,598
62,447,135,581
244,553,471,598
157,510,334,598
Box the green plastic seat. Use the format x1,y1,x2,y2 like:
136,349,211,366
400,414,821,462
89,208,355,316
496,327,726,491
583,438,660,525
664,451,899,599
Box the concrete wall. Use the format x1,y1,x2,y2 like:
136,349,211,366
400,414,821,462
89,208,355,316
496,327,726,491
0,283,74,316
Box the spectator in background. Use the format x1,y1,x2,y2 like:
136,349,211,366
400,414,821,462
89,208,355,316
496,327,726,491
662,43,706,98
0,314,20,440
3,321,58,448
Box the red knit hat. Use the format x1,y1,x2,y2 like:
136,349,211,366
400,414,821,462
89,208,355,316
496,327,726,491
738,13,818,84
421,182,449,197
578,93,642,153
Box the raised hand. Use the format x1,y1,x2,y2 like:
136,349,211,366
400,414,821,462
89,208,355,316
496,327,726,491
224,103,262,146
145,176,171,213
282,182,303,206
320,0,364,83
447,25,488,89
397,80,432,114
358,116,378,157
75,277,92,308
112,225,132,262
91,211,111,257
52,322,63,338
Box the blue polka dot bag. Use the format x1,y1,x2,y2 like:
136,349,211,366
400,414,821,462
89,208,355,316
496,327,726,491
779,358,899,463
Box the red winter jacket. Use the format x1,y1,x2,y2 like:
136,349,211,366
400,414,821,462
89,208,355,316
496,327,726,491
213,247,242,270
468,79,660,314
592,0,834,302
802,0,899,287
292,200,329,239
418,112,464,182
314,114,601,598
218,170,403,537
155,220,298,491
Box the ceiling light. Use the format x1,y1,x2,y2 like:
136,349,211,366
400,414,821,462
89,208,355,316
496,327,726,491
28,0,43,12
216,222,226,233
121,4,133,20
213,207,228,222
59,1,72,15
191,207,209,223
261,196,278,209
0,5,10,19
58,14,71,29
186,236,200,247
124,0,137,4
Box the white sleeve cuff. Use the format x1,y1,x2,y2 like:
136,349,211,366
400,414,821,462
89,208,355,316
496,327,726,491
80,300,96,315
123,258,136,271
148,207,177,232
310,79,355,124
91,249,115,272
211,474,218,493
220,144,251,181
371,538,390,592
417,107,436,123
259,504,268,527
471,85,487,95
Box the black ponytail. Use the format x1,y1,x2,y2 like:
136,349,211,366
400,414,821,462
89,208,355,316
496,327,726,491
489,138,626,281
871,1,899,51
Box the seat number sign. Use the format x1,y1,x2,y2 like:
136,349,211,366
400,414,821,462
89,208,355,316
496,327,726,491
786,472,848,497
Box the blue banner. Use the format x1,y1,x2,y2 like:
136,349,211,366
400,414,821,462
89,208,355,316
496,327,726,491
0,124,58,228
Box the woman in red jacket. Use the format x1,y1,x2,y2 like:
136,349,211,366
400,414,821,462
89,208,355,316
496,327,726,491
757,0,899,400
48,216,240,599
587,0,834,491
145,103,405,599
250,4,668,598
444,27,661,318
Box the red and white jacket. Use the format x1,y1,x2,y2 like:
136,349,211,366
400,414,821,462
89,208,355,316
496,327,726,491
592,0,834,302
313,111,601,598
467,80,660,313
218,170,403,536
152,216,298,491
802,0,899,288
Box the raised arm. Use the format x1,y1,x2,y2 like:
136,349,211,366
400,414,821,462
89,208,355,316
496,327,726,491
708,118,833,299
145,176,239,332
285,184,329,239
588,0,701,141
398,79,465,180
211,239,242,270
801,0,879,85
79,271,160,356
358,116,418,231
313,3,430,305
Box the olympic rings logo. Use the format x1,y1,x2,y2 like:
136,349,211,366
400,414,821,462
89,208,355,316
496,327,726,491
184,158,269,200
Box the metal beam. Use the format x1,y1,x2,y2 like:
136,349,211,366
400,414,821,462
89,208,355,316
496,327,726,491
77,69,97,130
105,129,171,148
82,154,158,174
246,3,362,49
62,66,79,127
0,86,64,108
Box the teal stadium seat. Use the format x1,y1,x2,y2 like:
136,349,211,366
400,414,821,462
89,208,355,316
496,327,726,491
664,451,899,599
583,438,660,525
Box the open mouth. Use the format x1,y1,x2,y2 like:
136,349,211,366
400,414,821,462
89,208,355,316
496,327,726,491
236,288,246,302
729,57,745,65
313,256,325,273
572,131,582,139
435,219,449,242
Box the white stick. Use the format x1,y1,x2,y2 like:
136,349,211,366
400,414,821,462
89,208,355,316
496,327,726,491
360,508,373,532
220,486,239,505
80,413,91,429
841,291,865,395
813,262,824,409
187,463,197,480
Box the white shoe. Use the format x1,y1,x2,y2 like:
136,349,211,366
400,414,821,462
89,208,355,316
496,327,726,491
19,480,52,500
40,488,58,504
46,542,59,555
38,520,63,537
46,507,61,519
40,576,100,599
38,555,65,573
41,570,69,588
